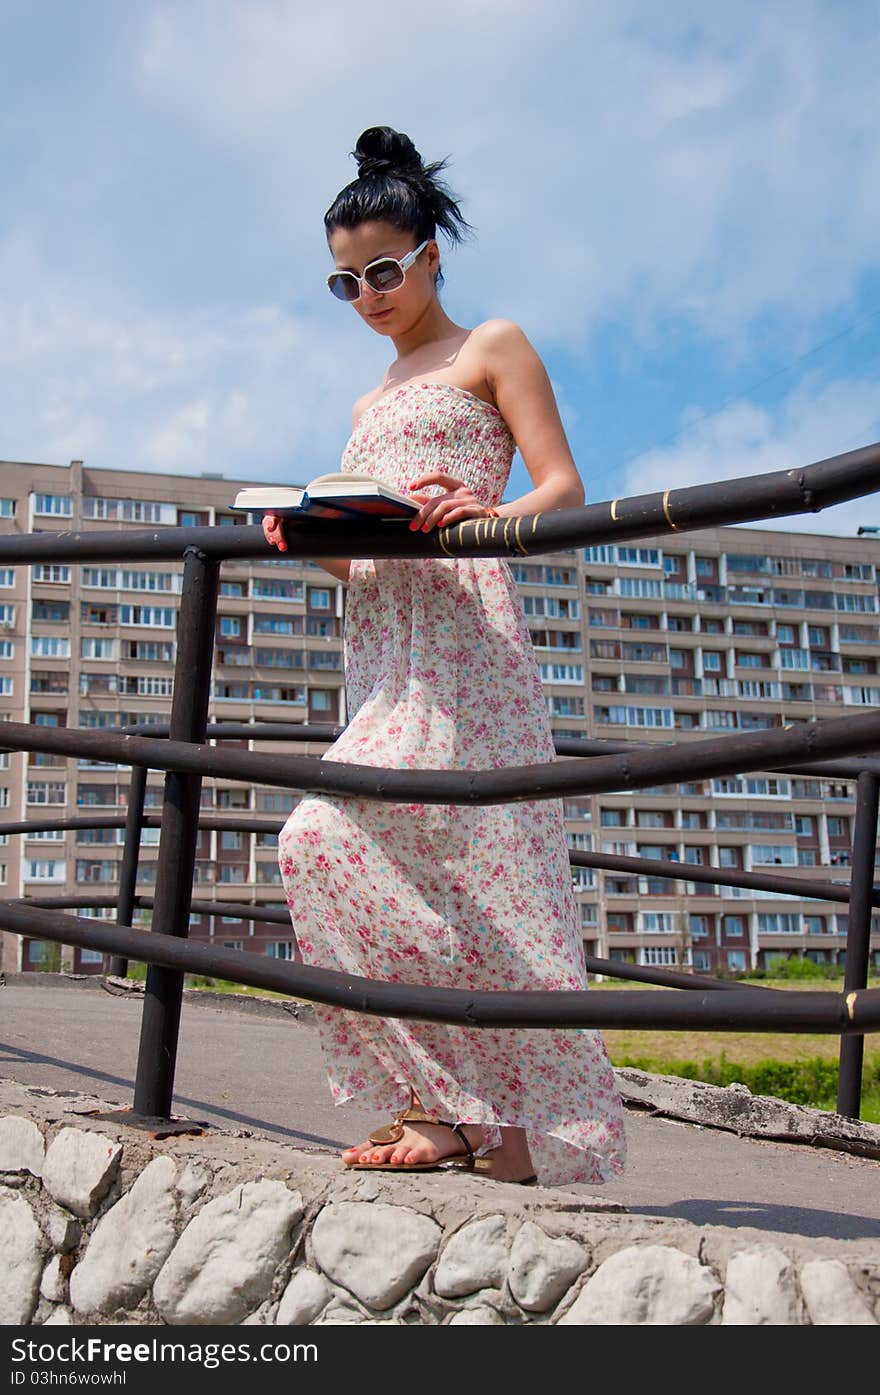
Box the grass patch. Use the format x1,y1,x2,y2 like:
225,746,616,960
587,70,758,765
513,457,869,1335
614,1051,880,1123
593,975,880,1121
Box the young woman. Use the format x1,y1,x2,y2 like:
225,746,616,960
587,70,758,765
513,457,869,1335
264,126,626,1187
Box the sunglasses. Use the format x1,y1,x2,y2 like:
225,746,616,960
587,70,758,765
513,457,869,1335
326,239,430,303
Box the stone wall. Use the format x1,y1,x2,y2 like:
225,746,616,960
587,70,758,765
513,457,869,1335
1,1078,878,1326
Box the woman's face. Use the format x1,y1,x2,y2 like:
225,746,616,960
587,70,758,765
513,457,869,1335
327,220,439,337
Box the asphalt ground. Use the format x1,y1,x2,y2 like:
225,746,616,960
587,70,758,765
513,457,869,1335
2,976,879,1243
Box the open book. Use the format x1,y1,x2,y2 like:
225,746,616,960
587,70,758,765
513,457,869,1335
231,472,420,521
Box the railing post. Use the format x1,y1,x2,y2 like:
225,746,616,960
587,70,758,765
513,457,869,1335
107,763,147,978
132,547,219,1120
836,771,879,1118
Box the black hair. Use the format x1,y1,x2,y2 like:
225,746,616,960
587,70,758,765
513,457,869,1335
324,126,471,287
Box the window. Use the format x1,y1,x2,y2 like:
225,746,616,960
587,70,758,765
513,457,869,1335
34,494,73,516
218,865,247,883
259,792,290,812
689,915,710,938
643,946,679,965
618,578,662,599
726,950,747,971
758,913,800,934
538,663,584,684
31,637,70,658
722,916,745,937
804,916,826,935
26,860,67,881
119,605,175,627
641,912,675,933
0,641,11,660
267,941,295,959
308,587,332,609
702,651,722,672
595,705,674,729
776,625,796,643
704,710,736,729
27,782,66,805
81,638,117,659
81,568,117,589
750,844,797,866
121,570,175,593
33,564,71,584
252,578,304,601
309,689,333,711
253,615,297,636
83,497,172,524
220,830,244,850
0,498,15,517
34,600,70,623
219,616,242,638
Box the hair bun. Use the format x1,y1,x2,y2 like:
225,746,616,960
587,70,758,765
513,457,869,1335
353,126,423,180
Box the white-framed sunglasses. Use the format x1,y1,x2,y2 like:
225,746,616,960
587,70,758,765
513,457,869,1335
326,239,430,303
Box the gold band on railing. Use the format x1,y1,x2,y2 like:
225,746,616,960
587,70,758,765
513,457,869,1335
610,498,620,521
662,490,678,529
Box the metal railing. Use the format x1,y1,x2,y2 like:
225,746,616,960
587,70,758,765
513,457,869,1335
1,437,879,1125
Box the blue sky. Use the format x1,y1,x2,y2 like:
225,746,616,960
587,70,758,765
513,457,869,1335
2,0,879,535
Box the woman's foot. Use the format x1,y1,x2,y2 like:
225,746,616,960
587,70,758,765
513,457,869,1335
483,1127,537,1184
342,1119,483,1168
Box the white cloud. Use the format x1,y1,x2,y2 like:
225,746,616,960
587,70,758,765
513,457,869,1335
124,1,880,349
623,373,880,537
2,1,880,491
0,238,385,478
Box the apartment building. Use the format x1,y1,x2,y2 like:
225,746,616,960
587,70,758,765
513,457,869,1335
1,456,879,979
0,458,345,975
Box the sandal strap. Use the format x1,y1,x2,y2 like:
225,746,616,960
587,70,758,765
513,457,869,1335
367,1088,476,1161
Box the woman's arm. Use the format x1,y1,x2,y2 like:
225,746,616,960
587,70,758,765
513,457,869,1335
260,514,351,583
484,319,584,513
406,320,584,530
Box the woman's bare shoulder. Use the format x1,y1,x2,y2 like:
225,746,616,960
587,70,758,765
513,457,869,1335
469,318,532,350
469,319,540,372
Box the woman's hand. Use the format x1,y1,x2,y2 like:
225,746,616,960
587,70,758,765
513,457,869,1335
406,473,498,531
262,512,287,552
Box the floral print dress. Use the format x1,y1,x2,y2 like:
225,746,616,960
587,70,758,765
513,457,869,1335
278,382,626,1186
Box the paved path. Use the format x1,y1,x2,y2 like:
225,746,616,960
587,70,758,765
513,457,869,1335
2,977,879,1243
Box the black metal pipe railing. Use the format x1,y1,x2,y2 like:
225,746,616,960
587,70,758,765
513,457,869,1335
109,763,147,978
838,773,880,1113
4,435,880,1124
2,899,877,1031
0,439,876,565
133,547,219,1118
4,708,880,803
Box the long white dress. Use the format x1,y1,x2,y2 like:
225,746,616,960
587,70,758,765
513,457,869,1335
279,381,626,1186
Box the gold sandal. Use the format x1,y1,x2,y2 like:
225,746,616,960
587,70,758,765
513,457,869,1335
346,1088,493,1174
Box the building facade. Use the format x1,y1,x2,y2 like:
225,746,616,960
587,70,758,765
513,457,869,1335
1,457,879,978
